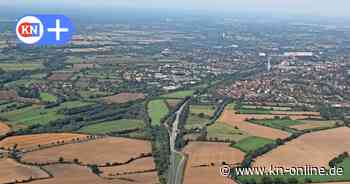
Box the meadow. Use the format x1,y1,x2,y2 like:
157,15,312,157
232,136,275,153
147,99,169,126
207,122,249,142
39,92,58,102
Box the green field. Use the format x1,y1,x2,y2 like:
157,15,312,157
238,158,350,183
251,118,304,132
0,101,93,127
148,100,169,126
190,105,216,117
40,92,58,102
207,122,249,142
238,108,272,114
185,115,210,129
78,119,145,134
161,90,195,98
233,136,275,153
0,63,44,71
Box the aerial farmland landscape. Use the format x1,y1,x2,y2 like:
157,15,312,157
1,0,350,184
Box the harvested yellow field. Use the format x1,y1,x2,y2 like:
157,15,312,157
100,157,156,178
183,142,242,184
28,164,112,184
27,164,159,184
184,166,238,184
184,142,245,166
22,137,152,165
0,133,88,151
254,127,350,169
113,171,160,184
0,121,11,135
0,158,49,183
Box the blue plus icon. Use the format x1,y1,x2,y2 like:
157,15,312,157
47,19,69,41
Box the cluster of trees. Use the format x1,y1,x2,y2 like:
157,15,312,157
329,152,349,167
88,164,102,175
207,97,233,126
16,86,40,99
150,125,170,184
0,69,39,85
0,102,31,114
57,104,101,115
43,56,66,71
320,104,347,120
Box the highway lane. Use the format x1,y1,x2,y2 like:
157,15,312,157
168,101,188,184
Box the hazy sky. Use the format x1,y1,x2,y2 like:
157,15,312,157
2,0,350,17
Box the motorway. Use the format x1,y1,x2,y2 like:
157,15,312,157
168,101,188,184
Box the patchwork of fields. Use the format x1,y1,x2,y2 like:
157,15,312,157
181,102,349,184
0,93,348,184
0,133,159,184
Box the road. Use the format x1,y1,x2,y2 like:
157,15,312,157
168,101,188,184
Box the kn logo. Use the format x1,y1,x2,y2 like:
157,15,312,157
16,15,74,45
16,16,44,44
